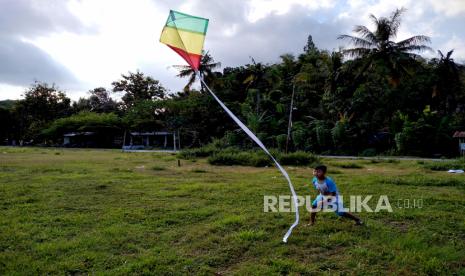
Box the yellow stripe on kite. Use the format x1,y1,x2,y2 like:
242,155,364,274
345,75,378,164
160,26,205,55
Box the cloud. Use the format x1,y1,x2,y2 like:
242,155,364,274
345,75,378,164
427,0,465,17
1,0,465,101
0,0,93,96
439,35,465,63
0,0,88,38
0,37,77,87
170,0,345,67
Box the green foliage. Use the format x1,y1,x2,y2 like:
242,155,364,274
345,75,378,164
275,134,287,151
360,148,377,157
177,140,234,159
43,112,121,137
10,82,72,140
207,150,318,167
291,128,307,150
112,71,166,109
394,111,456,156
207,151,272,167
5,9,465,158
333,162,364,169
278,151,319,166
421,159,465,171
72,87,118,113
122,100,164,130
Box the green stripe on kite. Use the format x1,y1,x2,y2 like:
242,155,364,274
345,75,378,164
166,10,209,35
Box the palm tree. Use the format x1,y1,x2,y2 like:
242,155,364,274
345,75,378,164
431,50,462,113
338,8,431,85
173,51,221,92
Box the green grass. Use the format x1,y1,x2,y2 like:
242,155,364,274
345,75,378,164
1,147,464,274
331,162,364,169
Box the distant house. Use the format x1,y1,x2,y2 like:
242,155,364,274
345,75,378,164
63,132,122,148
122,131,180,151
453,131,465,156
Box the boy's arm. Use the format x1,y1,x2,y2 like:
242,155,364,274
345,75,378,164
311,177,318,190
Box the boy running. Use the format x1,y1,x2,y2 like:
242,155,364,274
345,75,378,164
308,165,363,226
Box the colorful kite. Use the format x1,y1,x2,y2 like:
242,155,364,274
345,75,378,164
160,10,208,70
160,10,299,243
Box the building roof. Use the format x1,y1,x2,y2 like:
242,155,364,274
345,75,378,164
453,131,465,138
130,131,172,136
64,132,95,137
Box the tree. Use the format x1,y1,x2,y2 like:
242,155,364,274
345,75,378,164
0,105,12,144
12,82,71,141
431,50,463,114
112,71,166,109
303,35,317,54
88,87,118,113
21,82,71,122
72,88,119,113
43,111,122,137
122,100,165,131
43,111,123,148
338,8,431,85
174,51,221,92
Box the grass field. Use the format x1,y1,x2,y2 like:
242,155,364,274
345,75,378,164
0,147,464,275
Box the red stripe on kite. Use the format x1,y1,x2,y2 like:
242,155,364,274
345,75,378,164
168,45,202,70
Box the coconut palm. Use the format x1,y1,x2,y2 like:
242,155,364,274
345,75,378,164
173,51,221,92
431,50,463,113
338,8,432,85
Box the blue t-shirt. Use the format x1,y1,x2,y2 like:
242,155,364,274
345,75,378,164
312,176,339,195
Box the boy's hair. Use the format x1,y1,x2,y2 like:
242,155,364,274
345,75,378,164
314,165,327,173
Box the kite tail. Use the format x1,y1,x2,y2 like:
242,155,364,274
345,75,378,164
197,72,299,243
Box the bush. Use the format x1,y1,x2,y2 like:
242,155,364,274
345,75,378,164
276,134,288,152
207,152,250,166
177,147,214,159
208,150,318,167
42,111,121,137
278,151,319,166
360,148,377,157
334,162,364,169
207,151,272,167
422,160,464,171
182,142,319,167
177,139,242,159
248,153,273,167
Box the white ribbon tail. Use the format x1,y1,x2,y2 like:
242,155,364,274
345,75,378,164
197,72,299,243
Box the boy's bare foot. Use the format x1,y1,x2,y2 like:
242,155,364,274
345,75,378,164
305,222,314,227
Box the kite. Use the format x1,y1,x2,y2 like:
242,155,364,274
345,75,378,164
160,10,299,243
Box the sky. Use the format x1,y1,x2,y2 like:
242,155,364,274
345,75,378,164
1,0,465,101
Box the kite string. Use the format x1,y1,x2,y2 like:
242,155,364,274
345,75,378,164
197,72,299,243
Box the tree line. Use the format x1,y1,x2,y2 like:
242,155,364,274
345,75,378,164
1,8,464,156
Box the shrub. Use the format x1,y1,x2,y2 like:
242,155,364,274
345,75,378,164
207,152,249,166
422,160,464,171
207,151,272,167
177,147,213,159
207,150,319,167
360,148,377,157
276,134,288,152
278,151,319,166
248,153,273,167
177,142,240,160
334,162,364,169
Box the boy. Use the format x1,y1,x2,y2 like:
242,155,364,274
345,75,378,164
308,165,363,226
